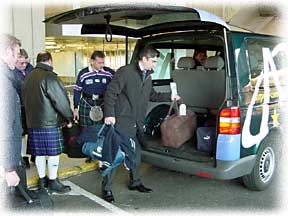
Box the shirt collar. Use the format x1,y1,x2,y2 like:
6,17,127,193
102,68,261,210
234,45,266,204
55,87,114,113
36,62,54,72
89,65,102,73
88,65,94,72
138,63,146,72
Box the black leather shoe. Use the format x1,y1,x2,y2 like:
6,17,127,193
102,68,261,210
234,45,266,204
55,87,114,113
48,178,71,194
38,176,48,190
128,184,153,193
102,190,114,203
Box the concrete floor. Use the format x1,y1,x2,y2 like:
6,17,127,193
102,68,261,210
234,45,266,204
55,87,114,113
23,162,286,215
21,134,288,215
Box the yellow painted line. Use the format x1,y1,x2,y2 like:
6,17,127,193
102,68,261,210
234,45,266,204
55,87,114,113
27,161,99,188
27,175,39,187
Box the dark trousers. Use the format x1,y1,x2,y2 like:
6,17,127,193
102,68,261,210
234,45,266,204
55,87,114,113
102,136,141,191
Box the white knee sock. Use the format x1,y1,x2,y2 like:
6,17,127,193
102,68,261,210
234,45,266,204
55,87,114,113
35,156,46,178
47,155,60,180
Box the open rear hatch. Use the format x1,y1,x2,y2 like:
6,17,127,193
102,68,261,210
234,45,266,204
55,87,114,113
45,3,230,162
45,3,230,38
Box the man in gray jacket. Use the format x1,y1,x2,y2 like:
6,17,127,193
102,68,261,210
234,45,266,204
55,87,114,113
103,45,180,202
22,51,73,193
0,34,22,190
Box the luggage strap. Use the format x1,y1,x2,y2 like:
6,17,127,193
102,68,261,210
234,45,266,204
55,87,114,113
166,99,179,117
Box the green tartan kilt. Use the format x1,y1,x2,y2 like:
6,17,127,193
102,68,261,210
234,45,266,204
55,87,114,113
79,97,104,127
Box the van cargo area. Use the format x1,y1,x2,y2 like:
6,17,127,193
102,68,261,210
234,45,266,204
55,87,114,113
143,111,217,163
140,31,226,165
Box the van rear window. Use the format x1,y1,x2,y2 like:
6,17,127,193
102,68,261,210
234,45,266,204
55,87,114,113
151,48,218,80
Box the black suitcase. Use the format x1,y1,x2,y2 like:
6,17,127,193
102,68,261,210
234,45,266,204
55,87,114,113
62,123,86,158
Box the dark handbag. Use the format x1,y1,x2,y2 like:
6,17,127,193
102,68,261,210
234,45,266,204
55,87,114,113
196,127,216,153
160,100,197,148
62,122,86,158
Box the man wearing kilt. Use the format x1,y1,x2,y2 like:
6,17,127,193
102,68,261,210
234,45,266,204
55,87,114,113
22,51,73,193
73,51,114,127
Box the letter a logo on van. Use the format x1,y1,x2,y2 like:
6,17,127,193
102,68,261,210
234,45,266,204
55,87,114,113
242,48,282,148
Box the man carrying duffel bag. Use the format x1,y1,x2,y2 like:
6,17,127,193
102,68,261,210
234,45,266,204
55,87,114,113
103,45,181,202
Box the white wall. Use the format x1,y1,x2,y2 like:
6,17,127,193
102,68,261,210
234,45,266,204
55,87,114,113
0,2,45,65
51,51,76,77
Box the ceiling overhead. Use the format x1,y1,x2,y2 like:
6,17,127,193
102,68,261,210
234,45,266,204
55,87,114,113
227,5,279,32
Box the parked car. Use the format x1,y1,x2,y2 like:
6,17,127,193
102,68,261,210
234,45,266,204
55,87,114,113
46,3,287,191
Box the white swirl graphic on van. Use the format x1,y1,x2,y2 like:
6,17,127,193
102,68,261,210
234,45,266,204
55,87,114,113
242,43,287,149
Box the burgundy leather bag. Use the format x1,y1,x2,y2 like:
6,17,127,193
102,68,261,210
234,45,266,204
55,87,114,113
160,101,197,148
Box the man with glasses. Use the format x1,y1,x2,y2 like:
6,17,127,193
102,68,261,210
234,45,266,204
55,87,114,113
14,49,33,80
14,49,34,168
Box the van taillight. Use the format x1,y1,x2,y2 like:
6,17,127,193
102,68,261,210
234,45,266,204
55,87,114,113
219,107,241,134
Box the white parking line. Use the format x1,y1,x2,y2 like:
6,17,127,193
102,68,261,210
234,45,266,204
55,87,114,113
63,180,130,215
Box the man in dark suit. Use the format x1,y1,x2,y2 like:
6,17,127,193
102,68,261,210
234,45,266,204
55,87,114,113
103,45,180,202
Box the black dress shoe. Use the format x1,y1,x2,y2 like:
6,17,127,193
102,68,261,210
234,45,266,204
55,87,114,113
48,178,71,194
128,184,153,193
102,190,114,203
38,176,48,190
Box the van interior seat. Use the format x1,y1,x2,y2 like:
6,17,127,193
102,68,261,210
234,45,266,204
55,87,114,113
177,57,195,69
204,56,224,70
172,56,225,115
196,66,205,70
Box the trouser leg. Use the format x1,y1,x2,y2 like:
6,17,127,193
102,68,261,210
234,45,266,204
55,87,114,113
102,168,116,192
17,160,28,190
129,137,141,187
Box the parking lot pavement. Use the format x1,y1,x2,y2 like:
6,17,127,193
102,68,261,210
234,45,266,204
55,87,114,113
13,180,130,214
59,163,286,215
18,161,287,215
47,188,110,213
56,180,130,214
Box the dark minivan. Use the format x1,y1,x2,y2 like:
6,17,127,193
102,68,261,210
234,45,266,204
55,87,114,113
46,3,287,191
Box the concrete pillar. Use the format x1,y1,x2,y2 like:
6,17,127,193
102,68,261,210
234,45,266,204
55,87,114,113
0,3,45,65
0,5,13,37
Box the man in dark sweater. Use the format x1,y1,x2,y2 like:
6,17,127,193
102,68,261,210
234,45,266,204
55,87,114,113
14,48,34,168
103,45,180,202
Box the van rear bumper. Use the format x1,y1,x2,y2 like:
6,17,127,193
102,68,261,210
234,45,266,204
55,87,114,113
142,150,257,180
